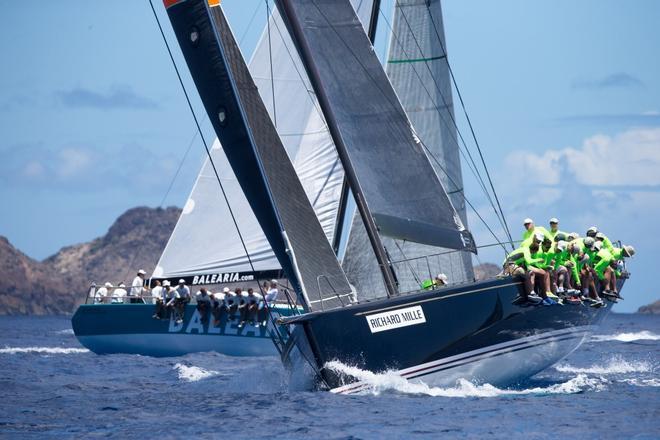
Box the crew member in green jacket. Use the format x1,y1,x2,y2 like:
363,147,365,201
548,218,567,241
521,218,553,247
503,239,546,304
531,238,560,301
595,232,615,253
567,237,603,306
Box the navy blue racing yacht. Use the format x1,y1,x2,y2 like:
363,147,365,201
162,0,628,393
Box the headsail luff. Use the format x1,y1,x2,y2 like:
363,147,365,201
164,0,352,310
275,0,476,254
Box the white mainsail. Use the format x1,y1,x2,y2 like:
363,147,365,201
154,1,374,282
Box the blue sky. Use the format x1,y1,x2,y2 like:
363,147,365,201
1,0,658,312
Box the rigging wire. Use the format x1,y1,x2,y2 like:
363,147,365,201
386,2,512,244
424,6,514,248
265,0,277,127
147,0,289,354
306,0,508,250
147,0,334,385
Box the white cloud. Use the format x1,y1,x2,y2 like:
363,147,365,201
505,127,660,187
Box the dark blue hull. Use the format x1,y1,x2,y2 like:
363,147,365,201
283,276,622,392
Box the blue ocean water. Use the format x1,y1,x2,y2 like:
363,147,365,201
0,313,658,439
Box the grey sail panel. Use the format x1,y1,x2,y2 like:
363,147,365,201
165,0,352,310
277,0,475,252
344,0,474,296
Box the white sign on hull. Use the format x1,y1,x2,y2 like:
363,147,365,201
365,305,426,333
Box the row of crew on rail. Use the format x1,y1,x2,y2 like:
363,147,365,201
502,217,635,307
150,279,280,327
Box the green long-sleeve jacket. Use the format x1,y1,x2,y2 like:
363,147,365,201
521,226,553,247
594,248,615,280
600,234,615,253
504,246,543,268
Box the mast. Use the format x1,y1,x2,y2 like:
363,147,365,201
277,0,397,298
332,0,381,255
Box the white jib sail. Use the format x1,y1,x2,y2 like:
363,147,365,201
154,1,374,282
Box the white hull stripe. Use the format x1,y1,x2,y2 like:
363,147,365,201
330,325,593,394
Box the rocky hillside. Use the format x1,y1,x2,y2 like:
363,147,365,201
1,206,503,315
637,299,660,315
0,207,180,315
474,263,500,281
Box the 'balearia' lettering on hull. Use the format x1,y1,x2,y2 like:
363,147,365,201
366,305,426,333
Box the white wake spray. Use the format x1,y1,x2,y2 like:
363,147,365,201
590,331,660,343
54,329,75,335
0,346,89,354
173,363,221,382
324,361,607,397
554,356,653,375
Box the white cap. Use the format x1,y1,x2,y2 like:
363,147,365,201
556,241,567,251
436,273,448,283
549,217,559,224
162,280,171,287
534,232,545,242
595,232,605,240
118,282,126,288
523,218,534,225
178,279,185,284
223,287,230,293
104,282,113,288
270,279,278,284
137,269,146,275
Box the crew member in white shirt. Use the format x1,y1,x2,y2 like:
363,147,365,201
95,282,113,304
171,279,190,324
130,269,147,303
150,280,163,305
113,283,128,304
151,280,168,319
226,288,243,321
195,287,212,324
265,280,279,304
211,287,229,326
240,288,263,327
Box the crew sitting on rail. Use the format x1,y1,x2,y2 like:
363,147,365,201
166,279,190,324
151,280,163,305
521,218,552,247
196,287,212,324
239,288,263,328
211,287,229,326
95,282,113,304
225,288,242,321
505,218,636,308
113,282,128,304
548,217,567,241
152,280,170,319
503,231,545,305
265,280,279,304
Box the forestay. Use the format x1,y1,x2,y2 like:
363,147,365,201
164,0,352,310
276,0,476,252
155,0,374,285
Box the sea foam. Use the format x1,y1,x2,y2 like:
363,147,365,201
325,361,607,397
0,346,89,355
554,356,653,375
590,331,660,343
173,363,221,382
